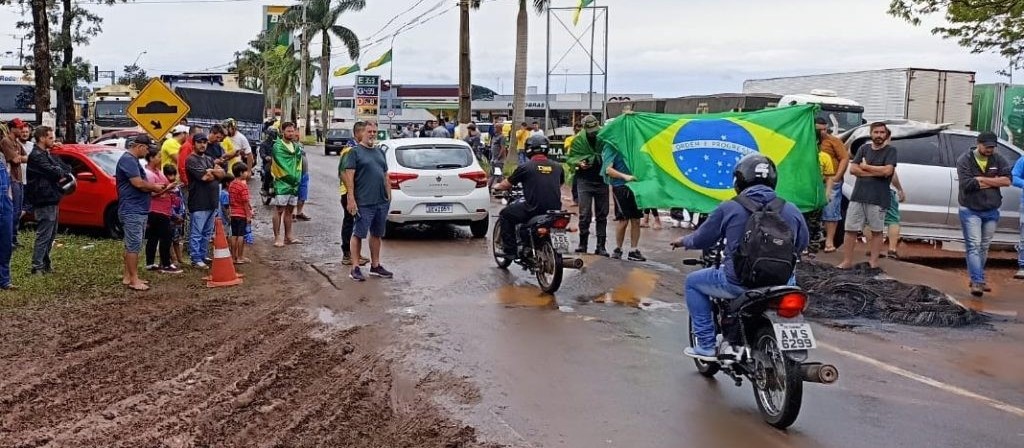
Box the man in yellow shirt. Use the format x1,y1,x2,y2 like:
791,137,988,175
160,125,188,168
515,122,530,165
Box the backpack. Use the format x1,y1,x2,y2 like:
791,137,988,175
732,195,796,288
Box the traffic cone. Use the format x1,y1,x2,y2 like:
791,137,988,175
205,219,244,288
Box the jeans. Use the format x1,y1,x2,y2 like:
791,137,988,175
32,205,58,271
499,200,534,253
0,193,12,287
685,267,747,350
822,183,843,222
958,207,999,284
577,179,609,242
518,151,527,166
340,195,355,254
189,210,216,264
146,212,173,267
11,182,22,245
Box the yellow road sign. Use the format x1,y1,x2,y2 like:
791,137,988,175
127,78,190,140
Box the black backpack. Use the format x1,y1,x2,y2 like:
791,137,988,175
732,195,796,288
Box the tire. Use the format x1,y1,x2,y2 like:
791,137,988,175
325,148,330,156
104,205,123,239
535,241,564,294
492,218,512,269
689,317,720,377
470,218,489,238
751,325,804,429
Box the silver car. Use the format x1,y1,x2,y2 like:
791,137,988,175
839,121,1022,245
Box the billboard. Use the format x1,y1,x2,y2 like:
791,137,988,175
263,5,290,47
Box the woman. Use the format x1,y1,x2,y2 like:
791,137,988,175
144,149,182,274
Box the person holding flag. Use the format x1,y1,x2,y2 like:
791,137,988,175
270,122,305,248
566,115,610,257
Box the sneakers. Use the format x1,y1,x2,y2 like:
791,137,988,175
611,248,623,259
684,346,717,362
969,282,984,297
1015,269,1024,280
145,264,160,271
369,265,394,278
627,250,646,262
191,261,209,269
160,265,184,274
350,267,366,282
594,247,610,257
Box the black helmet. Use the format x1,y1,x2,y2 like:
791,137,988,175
733,153,778,194
525,134,549,157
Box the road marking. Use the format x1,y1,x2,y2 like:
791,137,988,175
820,342,1024,419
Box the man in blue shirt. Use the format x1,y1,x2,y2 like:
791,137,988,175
116,135,171,291
603,147,646,261
0,142,14,290
1012,155,1024,280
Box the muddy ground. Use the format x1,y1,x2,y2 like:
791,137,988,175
0,259,494,448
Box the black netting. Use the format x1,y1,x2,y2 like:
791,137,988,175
797,262,986,327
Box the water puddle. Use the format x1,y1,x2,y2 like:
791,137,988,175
494,285,556,308
596,268,659,307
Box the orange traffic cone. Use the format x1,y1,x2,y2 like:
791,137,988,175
205,219,244,288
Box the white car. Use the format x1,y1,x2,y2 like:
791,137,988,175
380,138,491,238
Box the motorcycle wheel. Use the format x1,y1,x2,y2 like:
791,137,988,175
751,326,804,429
492,218,513,269
688,317,720,377
535,241,564,294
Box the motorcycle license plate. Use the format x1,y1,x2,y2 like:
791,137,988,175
773,323,817,351
551,231,571,254
426,204,453,214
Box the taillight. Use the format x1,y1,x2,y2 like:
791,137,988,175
459,170,488,188
536,227,550,236
552,216,570,229
389,172,418,189
774,292,807,318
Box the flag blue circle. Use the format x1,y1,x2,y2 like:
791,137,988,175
672,120,759,189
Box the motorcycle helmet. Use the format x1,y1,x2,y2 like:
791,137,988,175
732,153,778,194
525,134,550,157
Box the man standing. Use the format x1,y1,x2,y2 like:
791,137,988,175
161,125,189,169
294,150,311,221
1,119,29,248
838,122,897,270
431,119,451,138
0,130,14,290
338,135,367,267
604,145,645,261
564,122,582,206
344,121,394,281
225,119,254,170
1012,152,1024,280
530,121,544,137
816,118,850,253
270,122,304,247
206,124,229,160
567,115,610,257
177,133,196,186
515,122,530,165
185,133,226,268
956,132,1012,296
25,126,71,275
117,136,169,290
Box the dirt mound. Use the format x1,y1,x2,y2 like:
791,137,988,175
0,262,496,447
797,261,986,327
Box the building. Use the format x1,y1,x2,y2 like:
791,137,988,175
331,83,462,126
472,88,654,132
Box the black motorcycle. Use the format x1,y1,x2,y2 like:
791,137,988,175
492,187,583,294
681,244,838,429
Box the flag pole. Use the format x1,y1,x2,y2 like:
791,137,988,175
389,34,396,130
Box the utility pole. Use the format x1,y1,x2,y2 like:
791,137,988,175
299,0,310,136
457,0,472,128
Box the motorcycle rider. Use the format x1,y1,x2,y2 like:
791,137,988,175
671,154,809,361
493,134,564,257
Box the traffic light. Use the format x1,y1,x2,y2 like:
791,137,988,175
381,79,392,92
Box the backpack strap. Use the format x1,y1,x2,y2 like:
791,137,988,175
732,195,760,213
765,197,786,213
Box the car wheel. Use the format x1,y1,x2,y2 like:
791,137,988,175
104,204,124,239
470,218,489,238
325,148,330,156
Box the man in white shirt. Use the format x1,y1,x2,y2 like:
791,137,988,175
225,119,253,169
530,121,544,137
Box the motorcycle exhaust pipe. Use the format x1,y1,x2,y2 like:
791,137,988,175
800,363,839,384
563,257,584,270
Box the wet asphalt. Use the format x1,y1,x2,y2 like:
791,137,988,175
257,147,1024,448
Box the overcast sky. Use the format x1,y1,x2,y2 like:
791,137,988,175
0,0,1014,97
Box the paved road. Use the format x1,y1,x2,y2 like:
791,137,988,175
262,147,1024,447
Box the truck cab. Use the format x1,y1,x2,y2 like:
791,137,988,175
88,85,139,139
778,89,865,134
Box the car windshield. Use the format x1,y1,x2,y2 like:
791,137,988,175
0,84,35,113
96,101,129,118
395,145,472,170
86,149,127,176
326,129,352,139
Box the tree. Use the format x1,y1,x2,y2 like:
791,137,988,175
118,64,148,91
306,0,361,133
889,1,1024,70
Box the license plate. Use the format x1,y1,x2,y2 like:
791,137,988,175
773,323,817,351
551,231,570,254
493,167,503,176
426,204,453,214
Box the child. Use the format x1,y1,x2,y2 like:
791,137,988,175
164,165,186,267
219,176,233,232
229,163,254,264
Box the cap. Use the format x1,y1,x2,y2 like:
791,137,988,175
193,133,209,143
977,131,998,148
582,114,600,132
171,125,189,135
8,118,27,129
132,134,156,149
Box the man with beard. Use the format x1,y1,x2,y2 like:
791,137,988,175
566,115,610,257
837,122,897,270
956,131,1012,297
1,120,29,247
185,134,227,268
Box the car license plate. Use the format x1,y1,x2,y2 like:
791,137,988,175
551,231,570,254
773,323,817,351
426,204,453,214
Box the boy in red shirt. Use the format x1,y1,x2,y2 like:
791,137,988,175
229,163,254,264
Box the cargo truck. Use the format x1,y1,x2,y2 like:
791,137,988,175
160,74,266,145
743,68,976,130
972,83,1024,149
0,65,56,126
87,84,139,138
606,93,783,118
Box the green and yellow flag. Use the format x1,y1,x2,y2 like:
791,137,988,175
271,139,304,196
364,49,393,71
599,105,826,213
573,0,594,25
333,63,360,77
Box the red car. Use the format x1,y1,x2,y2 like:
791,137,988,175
48,144,127,237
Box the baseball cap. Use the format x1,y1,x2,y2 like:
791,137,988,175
193,133,209,143
171,125,189,135
977,131,998,148
582,114,600,132
8,118,27,129
133,134,156,149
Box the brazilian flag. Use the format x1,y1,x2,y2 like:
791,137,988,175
600,105,826,213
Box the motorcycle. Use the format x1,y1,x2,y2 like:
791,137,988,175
492,186,583,294
681,244,838,429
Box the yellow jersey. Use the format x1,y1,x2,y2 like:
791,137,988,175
160,138,181,169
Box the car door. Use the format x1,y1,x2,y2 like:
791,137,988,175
882,133,954,227
57,153,103,227
946,134,1023,232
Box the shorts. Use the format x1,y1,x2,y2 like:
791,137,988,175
298,173,310,202
822,183,843,222
271,194,298,207
230,217,248,237
120,213,148,253
172,222,184,242
612,185,643,220
845,201,886,233
353,202,390,239
885,190,900,227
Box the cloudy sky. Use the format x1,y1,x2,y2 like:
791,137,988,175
0,0,1014,97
